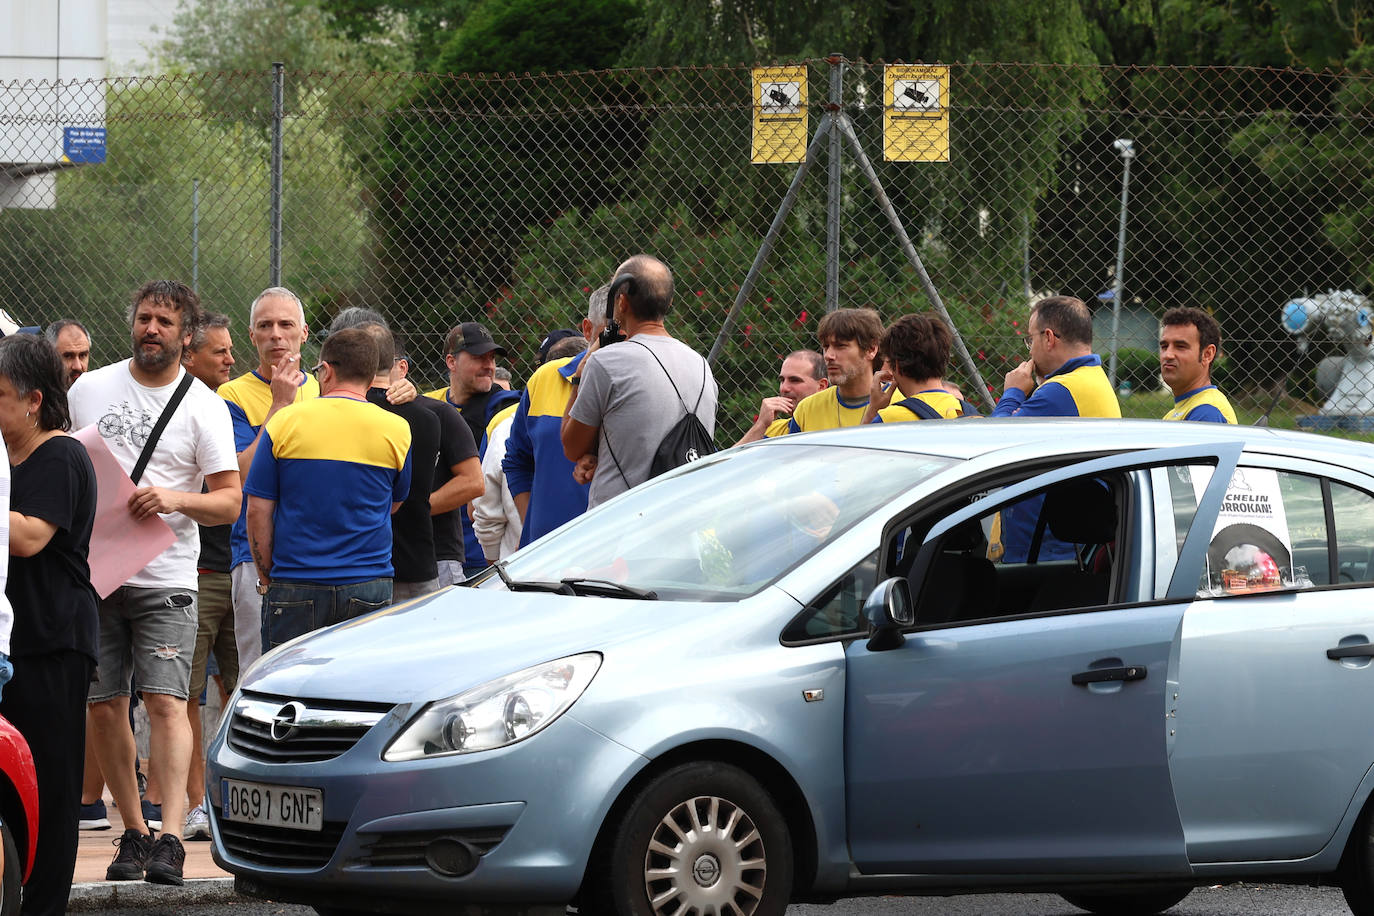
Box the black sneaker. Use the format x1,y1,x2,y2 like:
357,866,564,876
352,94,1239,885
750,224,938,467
144,833,185,886
106,828,154,881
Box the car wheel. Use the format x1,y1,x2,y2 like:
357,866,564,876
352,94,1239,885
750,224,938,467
598,761,793,916
1343,801,1374,915
1059,887,1191,916
0,821,20,916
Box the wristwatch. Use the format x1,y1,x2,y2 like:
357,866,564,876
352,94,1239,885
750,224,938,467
256,579,270,596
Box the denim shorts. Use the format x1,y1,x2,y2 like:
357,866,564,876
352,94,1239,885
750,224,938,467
89,585,199,703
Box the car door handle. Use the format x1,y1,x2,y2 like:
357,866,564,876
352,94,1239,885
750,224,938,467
1071,665,1147,686
1327,643,1374,660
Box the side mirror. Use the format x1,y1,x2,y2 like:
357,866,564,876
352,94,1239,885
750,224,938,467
864,577,913,652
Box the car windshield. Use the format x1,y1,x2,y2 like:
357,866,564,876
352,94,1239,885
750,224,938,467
491,444,955,600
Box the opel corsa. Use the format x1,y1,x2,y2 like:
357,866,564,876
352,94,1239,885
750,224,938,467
208,420,1374,916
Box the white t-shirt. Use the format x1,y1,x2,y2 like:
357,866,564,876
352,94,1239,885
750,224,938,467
69,360,238,591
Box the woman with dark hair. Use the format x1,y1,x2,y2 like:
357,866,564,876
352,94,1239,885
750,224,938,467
0,333,97,915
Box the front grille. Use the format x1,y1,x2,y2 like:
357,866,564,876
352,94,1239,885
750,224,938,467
228,693,393,764
356,827,510,868
217,815,348,869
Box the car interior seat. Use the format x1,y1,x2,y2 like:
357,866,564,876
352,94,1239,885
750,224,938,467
1027,478,1117,612
914,517,999,624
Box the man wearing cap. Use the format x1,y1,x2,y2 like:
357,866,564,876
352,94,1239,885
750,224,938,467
425,322,520,577
502,296,608,548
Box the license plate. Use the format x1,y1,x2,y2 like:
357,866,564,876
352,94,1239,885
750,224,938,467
221,779,324,831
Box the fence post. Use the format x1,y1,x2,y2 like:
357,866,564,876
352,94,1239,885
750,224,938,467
1108,138,1135,389
191,178,200,294
270,62,284,287
825,54,844,313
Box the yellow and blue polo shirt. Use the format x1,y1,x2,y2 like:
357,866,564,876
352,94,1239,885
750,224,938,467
991,354,1121,418
871,389,965,423
219,369,319,568
783,387,870,434
244,396,412,583
501,351,591,546
1163,385,1236,424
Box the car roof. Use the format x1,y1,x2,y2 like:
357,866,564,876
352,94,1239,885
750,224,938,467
752,417,1374,468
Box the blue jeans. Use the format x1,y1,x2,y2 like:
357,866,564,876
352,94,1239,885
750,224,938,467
261,578,392,652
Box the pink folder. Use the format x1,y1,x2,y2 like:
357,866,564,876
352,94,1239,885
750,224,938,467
73,426,177,598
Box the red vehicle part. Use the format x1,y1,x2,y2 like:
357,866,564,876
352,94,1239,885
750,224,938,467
0,716,39,881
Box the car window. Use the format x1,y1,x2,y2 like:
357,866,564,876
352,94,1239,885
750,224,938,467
1332,482,1374,585
496,444,955,601
782,551,878,642
1149,463,1215,598
1198,468,1324,597
900,472,1124,626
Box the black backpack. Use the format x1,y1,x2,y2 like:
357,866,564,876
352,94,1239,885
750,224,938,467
896,395,982,420
636,341,717,478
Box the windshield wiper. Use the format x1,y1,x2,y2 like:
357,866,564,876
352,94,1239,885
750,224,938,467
490,560,567,594
559,577,658,600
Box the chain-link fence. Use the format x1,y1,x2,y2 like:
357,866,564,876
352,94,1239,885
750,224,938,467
4,60,1374,441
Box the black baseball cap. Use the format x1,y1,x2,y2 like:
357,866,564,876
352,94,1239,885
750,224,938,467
447,321,505,358
538,328,582,364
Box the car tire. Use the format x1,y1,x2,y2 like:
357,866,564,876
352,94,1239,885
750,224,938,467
595,761,793,916
1343,801,1374,915
1059,887,1191,916
0,821,20,916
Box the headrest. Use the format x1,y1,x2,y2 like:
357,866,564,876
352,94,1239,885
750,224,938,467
943,517,987,553
1042,478,1116,545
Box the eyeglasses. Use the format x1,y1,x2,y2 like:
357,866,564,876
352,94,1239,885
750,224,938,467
309,360,333,375
1024,328,1053,350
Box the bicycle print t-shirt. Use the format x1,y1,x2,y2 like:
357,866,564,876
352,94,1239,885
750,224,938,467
69,359,238,591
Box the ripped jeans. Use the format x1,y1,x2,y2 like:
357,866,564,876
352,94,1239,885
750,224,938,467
89,585,199,702
261,577,392,653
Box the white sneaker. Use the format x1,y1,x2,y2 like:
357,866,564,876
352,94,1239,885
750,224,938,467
183,803,211,841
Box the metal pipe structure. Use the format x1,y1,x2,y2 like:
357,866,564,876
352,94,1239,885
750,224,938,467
825,54,844,313
192,178,200,294
835,114,991,406
707,120,832,365
270,62,284,287
1107,138,1135,389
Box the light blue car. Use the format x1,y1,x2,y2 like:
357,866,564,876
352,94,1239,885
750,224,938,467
207,419,1374,916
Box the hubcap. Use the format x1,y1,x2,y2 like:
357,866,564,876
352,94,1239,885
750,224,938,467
643,795,767,916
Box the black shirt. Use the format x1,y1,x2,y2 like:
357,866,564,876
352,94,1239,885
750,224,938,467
7,436,99,662
421,397,479,564
368,388,442,583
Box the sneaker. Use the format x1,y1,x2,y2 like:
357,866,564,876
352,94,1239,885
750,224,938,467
106,828,154,881
182,803,211,841
144,833,185,886
79,799,112,831
140,800,162,832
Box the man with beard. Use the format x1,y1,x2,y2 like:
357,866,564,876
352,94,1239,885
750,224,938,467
69,280,239,886
783,308,883,433
45,318,92,388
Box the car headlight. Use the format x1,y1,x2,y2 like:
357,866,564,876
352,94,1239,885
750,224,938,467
383,653,601,761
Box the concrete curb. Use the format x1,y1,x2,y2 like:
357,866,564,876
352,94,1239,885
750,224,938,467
66,877,237,911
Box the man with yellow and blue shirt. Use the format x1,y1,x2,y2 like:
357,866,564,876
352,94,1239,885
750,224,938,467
503,291,608,548
1160,306,1237,423
217,287,317,670
783,308,884,434
992,296,1120,563
734,350,828,445
245,328,412,651
863,313,977,424
991,296,1122,419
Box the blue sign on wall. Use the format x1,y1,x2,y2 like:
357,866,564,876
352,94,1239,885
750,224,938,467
62,127,106,164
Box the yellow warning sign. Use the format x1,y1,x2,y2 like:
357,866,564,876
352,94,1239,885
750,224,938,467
751,66,808,164
884,65,949,162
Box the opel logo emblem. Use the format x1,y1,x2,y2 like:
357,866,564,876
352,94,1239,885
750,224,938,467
692,854,720,887
270,701,306,742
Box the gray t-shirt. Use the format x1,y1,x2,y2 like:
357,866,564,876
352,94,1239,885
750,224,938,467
570,334,718,508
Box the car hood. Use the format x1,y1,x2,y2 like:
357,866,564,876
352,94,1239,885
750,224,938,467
241,585,739,705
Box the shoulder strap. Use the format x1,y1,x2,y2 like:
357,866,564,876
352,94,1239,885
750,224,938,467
631,339,692,416
130,372,195,486
897,397,944,421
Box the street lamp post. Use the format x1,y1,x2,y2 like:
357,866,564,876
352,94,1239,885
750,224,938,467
1108,138,1135,389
